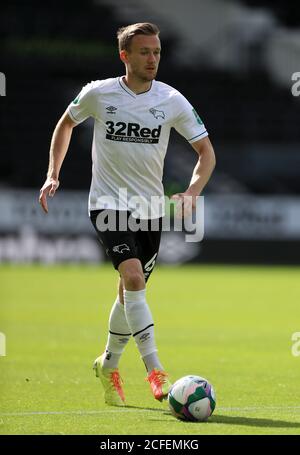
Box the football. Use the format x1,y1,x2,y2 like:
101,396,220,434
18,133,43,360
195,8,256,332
168,375,216,422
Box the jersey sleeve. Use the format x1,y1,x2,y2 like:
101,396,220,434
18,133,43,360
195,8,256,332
67,81,98,124
172,92,208,143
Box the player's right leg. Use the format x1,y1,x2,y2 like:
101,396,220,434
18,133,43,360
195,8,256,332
90,210,133,406
92,277,131,406
101,277,131,368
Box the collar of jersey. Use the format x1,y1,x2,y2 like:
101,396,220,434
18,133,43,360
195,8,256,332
118,76,154,98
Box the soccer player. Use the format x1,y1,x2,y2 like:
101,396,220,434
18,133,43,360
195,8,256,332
39,23,216,406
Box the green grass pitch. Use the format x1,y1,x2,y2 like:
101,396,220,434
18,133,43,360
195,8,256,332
0,264,300,435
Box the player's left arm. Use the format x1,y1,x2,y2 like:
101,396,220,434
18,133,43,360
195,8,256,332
171,136,216,211
187,136,216,197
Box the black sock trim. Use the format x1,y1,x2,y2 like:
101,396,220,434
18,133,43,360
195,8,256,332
133,324,154,337
109,330,132,336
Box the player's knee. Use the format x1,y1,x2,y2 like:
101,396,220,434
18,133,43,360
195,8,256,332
123,272,145,291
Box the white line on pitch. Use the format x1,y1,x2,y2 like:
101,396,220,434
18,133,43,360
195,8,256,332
1,406,300,417
0,410,157,417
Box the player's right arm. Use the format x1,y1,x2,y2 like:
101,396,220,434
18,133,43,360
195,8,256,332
39,111,77,213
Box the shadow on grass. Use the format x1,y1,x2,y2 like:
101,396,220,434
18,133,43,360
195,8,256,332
210,414,300,429
125,405,300,429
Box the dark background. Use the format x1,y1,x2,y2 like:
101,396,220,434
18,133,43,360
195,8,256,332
1,0,300,264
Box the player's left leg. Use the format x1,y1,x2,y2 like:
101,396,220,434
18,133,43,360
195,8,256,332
119,258,172,401
125,219,172,400
119,258,159,369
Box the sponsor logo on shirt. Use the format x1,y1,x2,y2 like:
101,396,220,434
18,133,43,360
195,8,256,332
106,106,117,114
105,121,161,144
149,108,165,119
72,94,80,105
192,108,203,125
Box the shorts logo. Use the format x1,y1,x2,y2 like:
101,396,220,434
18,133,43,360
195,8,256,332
149,108,165,119
105,121,161,144
112,243,130,254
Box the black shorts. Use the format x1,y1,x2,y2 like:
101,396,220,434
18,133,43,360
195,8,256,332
90,210,162,282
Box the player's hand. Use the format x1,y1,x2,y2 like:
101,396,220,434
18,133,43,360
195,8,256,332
39,177,59,213
171,192,197,218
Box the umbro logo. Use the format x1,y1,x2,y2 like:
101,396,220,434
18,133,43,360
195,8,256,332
119,337,129,344
139,332,150,342
106,106,117,114
149,108,165,119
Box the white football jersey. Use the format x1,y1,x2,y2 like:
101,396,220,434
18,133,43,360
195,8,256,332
67,76,208,218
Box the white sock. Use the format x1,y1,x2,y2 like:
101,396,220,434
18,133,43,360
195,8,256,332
142,352,164,373
124,289,163,371
102,296,131,369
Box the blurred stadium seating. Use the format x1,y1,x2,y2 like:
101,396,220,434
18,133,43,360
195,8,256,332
1,0,300,264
